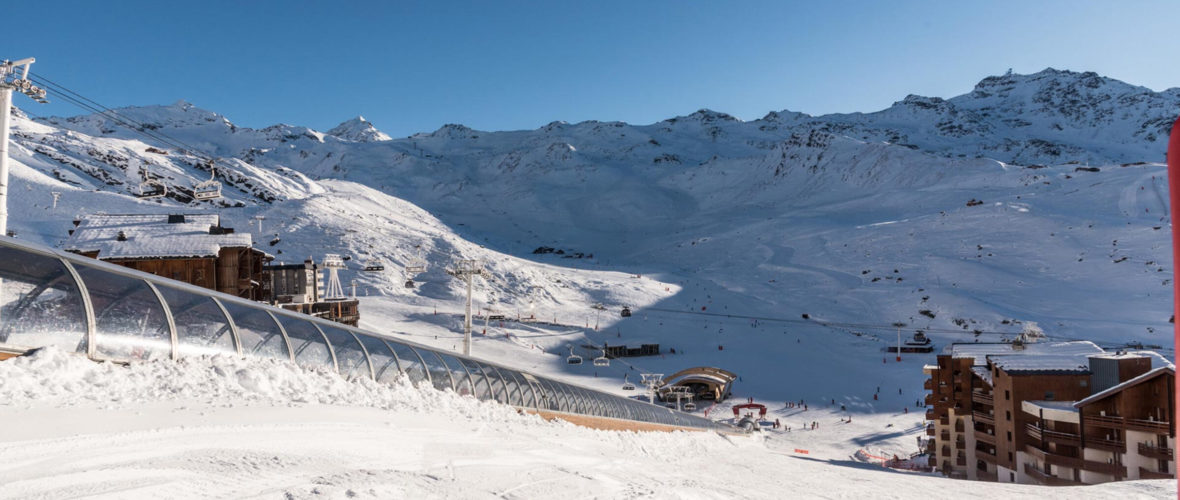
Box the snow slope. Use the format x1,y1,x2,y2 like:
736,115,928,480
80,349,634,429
0,349,1171,499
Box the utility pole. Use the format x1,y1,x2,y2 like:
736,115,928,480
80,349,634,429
0,58,47,236
447,259,489,356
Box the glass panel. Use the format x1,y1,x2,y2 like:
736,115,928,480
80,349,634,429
355,334,399,383
498,368,523,406
419,350,454,392
220,301,289,360
438,353,474,397
459,358,491,400
156,284,235,357
532,377,559,411
320,326,370,380
73,264,171,361
477,362,508,403
510,371,535,408
548,380,573,413
0,249,87,352
273,315,332,369
386,341,430,387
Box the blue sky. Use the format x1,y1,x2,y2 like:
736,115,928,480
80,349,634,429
9,1,1179,137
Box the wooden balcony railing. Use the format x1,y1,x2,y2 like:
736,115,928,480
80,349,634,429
925,409,935,421
1044,453,1084,470
1126,418,1171,434
1139,467,1174,480
1087,436,1127,453
971,391,993,405
1084,414,1124,428
955,438,966,450
1138,442,1174,461
926,424,935,436
924,379,934,391
977,469,998,481
941,430,950,441
972,410,994,425
1082,459,1127,478
1026,423,1042,441
975,429,996,444
976,450,997,464
1024,463,1079,486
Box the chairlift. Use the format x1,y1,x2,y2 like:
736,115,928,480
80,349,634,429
566,345,583,365
404,279,415,288
622,375,636,391
683,401,697,411
193,160,222,201
593,349,610,367
137,180,167,199
621,306,632,318
364,260,385,272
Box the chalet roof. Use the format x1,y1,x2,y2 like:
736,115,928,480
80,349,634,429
971,366,993,387
1074,366,1175,408
1022,400,1080,423
944,341,1104,366
64,214,254,260
990,354,1091,373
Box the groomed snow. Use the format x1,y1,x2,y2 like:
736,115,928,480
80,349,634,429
0,349,1172,499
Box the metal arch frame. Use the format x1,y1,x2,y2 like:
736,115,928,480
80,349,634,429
458,357,491,400
142,281,179,361
263,310,297,363
273,314,335,370
476,361,507,404
498,368,525,406
390,341,435,388
58,260,95,358
358,336,399,382
419,348,454,392
342,329,375,380
208,297,242,355
376,339,403,379
438,352,475,397
0,236,730,431
306,321,340,373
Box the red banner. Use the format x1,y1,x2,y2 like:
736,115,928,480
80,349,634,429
1168,114,1180,500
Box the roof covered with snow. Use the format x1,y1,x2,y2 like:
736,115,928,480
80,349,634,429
943,341,1104,366
1022,400,1080,423
990,354,1091,373
64,214,254,260
971,366,993,387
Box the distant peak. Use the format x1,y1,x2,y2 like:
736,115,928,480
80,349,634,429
327,115,391,142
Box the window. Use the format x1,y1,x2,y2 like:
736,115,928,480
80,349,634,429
1005,390,1010,400
1008,452,1013,462
1045,391,1055,401
1009,472,1015,482
1006,410,1011,421
1007,431,1012,442
1080,380,1088,387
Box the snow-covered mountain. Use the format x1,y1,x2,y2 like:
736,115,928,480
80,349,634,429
4,68,1177,399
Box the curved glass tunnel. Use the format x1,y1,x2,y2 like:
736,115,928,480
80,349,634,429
0,237,729,432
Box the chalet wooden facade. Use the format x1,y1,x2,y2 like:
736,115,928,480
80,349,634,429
65,214,271,300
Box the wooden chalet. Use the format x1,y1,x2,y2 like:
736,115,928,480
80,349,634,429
64,214,271,300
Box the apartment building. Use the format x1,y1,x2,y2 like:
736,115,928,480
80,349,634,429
923,341,1173,485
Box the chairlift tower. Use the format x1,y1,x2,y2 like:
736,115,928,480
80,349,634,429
640,373,664,405
50,191,60,210
252,215,266,234
447,259,489,356
0,58,47,236
322,253,346,299
668,385,693,412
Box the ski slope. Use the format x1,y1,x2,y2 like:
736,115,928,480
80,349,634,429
0,349,1171,499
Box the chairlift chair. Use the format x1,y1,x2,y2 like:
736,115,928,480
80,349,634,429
620,306,632,317
683,401,697,411
404,279,415,288
363,260,385,272
566,345,583,365
593,349,610,367
137,180,167,199
622,374,636,391
193,161,222,201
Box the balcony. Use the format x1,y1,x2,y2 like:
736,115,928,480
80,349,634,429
956,455,966,467
971,391,993,405
924,379,934,391
926,424,935,436
977,469,998,481
1138,442,1174,461
1139,467,1174,480
1082,459,1127,478
972,410,995,425
975,429,996,444
954,420,965,433
976,450,997,465
927,455,936,467
1025,463,1079,486
1027,424,1081,446
1126,418,1171,434
1084,414,1124,429
955,438,966,450
942,445,951,457
924,393,936,406
1087,436,1126,453
925,409,936,421
1044,453,1084,470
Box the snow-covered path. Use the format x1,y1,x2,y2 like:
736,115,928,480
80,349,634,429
0,350,1172,499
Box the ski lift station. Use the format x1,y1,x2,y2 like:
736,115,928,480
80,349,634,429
0,236,734,434
656,367,739,402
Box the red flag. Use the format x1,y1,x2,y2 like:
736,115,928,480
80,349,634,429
1167,114,1180,500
